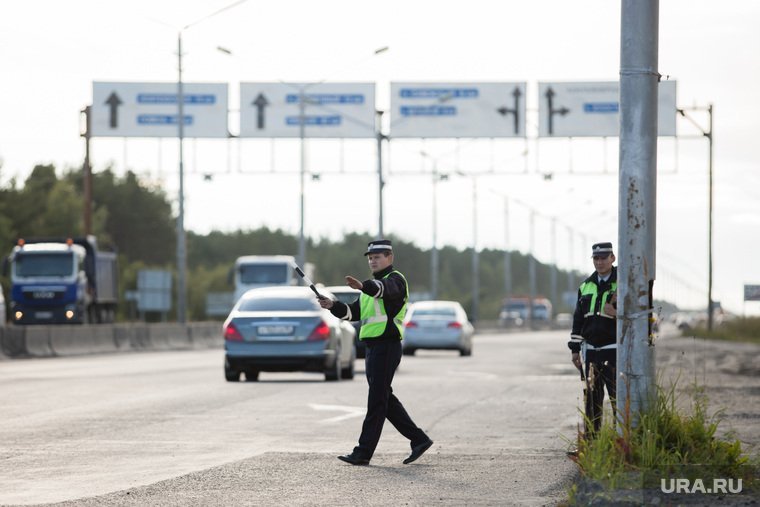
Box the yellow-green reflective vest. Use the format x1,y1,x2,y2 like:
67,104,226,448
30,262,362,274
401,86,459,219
578,278,617,319
358,270,408,341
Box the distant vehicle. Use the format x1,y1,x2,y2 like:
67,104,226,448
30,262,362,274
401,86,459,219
5,236,118,324
323,285,365,358
555,312,573,328
498,297,553,328
231,255,314,303
223,286,356,382
402,300,474,356
0,282,6,327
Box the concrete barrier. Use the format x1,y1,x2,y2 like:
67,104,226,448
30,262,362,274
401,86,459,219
188,322,223,349
50,325,120,356
1,327,27,358
148,323,192,350
1,322,226,359
24,327,54,357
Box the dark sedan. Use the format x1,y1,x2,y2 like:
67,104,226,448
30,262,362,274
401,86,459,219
223,286,356,382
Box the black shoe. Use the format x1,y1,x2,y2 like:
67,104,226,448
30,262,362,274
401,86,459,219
337,452,370,466
403,439,433,464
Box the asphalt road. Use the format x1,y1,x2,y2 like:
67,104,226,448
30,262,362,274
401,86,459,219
0,330,584,506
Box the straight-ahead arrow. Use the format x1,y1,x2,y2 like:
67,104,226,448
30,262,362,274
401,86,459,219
252,93,269,130
497,86,523,135
545,87,569,136
105,92,123,129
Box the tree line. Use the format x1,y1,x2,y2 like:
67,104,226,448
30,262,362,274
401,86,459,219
1,164,583,322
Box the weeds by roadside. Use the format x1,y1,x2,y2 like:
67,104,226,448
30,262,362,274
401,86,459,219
566,377,758,504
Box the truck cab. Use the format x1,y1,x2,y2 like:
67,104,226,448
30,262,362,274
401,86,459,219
232,255,313,303
6,237,117,324
9,240,89,324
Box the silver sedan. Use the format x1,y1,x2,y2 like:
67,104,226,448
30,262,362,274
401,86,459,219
402,300,474,356
223,286,356,382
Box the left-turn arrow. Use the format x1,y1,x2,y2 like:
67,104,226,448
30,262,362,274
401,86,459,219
105,92,123,129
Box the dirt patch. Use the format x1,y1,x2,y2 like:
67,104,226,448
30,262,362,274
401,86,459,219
657,335,760,455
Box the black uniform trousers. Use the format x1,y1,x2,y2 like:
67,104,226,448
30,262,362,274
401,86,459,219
354,339,428,459
584,348,617,437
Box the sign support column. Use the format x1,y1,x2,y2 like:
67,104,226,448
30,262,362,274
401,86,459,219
176,32,187,324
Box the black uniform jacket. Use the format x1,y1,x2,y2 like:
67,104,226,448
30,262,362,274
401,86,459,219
569,266,617,352
328,265,407,342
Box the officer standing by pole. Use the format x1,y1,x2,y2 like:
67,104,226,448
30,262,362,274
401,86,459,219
318,239,433,466
568,242,618,439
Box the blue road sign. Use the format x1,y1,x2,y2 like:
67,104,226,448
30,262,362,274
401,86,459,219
399,88,479,99
137,114,193,125
583,102,619,113
400,105,457,116
285,115,342,126
285,94,364,105
137,93,216,105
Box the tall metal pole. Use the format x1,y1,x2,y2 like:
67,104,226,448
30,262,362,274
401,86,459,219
82,106,93,236
176,32,187,324
528,210,536,329
431,163,439,299
617,0,659,423
550,216,558,313
376,110,385,239
471,177,479,322
298,89,306,269
503,198,512,301
706,104,714,331
566,224,576,307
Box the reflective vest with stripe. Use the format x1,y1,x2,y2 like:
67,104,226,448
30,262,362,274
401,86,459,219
578,279,617,319
358,270,408,340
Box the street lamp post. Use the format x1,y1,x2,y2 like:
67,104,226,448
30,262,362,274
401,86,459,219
175,0,248,323
298,89,307,269
431,162,440,299
376,109,386,239
678,105,715,330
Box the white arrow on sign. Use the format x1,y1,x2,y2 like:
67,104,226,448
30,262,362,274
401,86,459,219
308,403,365,423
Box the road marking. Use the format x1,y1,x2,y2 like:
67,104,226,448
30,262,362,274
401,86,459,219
445,371,500,381
308,404,365,423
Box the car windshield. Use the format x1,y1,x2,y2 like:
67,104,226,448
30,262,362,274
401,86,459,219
238,296,319,312
14,253,73,277
239,264,289,284
411,308,456,318
333,292,359,305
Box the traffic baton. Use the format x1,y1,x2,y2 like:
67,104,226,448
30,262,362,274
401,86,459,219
293,265,326,299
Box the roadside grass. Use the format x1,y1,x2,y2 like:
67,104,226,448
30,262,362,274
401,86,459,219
687,316,760,345
566,377,758,504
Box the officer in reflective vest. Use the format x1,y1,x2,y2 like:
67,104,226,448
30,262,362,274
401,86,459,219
319,239,433,466
568,241,618,438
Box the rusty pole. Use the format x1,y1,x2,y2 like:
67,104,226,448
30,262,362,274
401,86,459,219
617,0,659,425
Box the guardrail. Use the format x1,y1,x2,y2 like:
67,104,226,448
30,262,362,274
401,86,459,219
0,322,223,359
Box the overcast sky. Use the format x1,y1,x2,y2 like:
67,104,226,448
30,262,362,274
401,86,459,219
1,0,759,315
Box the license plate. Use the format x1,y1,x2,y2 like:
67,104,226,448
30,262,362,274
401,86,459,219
35,311,54,319
257,325,294,336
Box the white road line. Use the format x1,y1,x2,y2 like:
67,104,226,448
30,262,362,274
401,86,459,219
308,403,365,423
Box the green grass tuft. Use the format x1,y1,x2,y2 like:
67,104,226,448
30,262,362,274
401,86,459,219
568,376,757,503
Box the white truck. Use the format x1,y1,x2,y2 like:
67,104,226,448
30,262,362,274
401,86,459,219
231,255,315,303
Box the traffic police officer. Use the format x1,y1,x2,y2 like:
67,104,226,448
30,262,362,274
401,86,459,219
319,239,433,465
568,241,618,437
